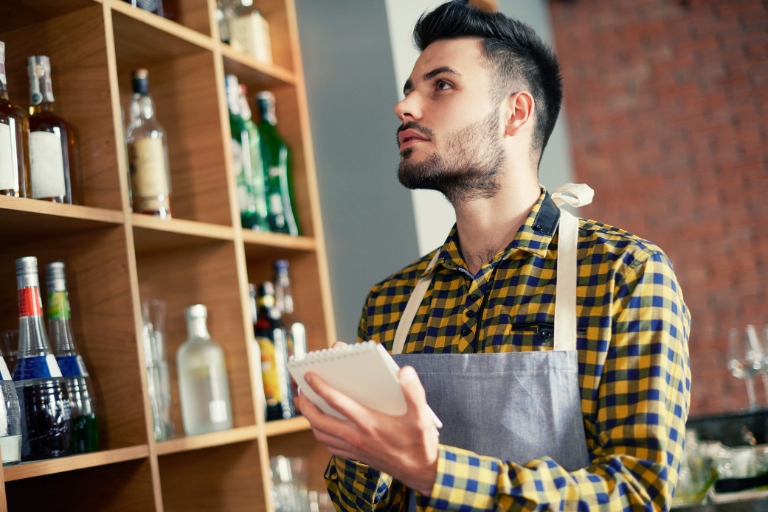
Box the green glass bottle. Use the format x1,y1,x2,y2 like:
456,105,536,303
225,75,263,230
238,84,269,232
255,91,299,236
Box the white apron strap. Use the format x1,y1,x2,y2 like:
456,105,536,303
392,252,440,355
551,183,593,352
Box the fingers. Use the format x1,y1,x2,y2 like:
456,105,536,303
332,341,347,349
304,372,373,431
399,366,427,411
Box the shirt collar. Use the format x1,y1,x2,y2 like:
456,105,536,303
421,188,561,278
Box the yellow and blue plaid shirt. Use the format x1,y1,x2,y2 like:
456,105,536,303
325,190,691,511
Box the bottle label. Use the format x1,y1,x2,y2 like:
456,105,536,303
0,122,18,191
128,137,169,210
56,355,89,378
13,354,63,380
18,287,43,317
48,291,71,320
257,337,281,404
269,192,284,215
209,399,228,423
29,131,66,199
0,358,12,381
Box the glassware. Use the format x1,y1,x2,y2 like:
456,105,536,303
126,69,172,218
0,330,18,371
46,262,98,454
0,343,21,466
141,302,166,441
0,41,31,198
144,300,173,438
727,326,763,409
13,256,71,461
177,304,233,436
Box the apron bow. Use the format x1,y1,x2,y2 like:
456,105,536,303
550,183,594,209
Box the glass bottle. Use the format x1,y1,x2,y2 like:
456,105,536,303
27,56,79,204
225,75,260,230
46,262,98,454
239,83,270,231
254,282,293,420
177,304,233,436
140,304,166,441
126,69,172,219
122,0,179,20
13,256,71,461
0,42,30,198
248,284,266,420
0,349,21,466
274,260,306,407
255,91,300,236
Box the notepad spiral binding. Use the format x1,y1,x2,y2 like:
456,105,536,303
288,340,378,365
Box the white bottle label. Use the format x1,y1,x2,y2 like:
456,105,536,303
269,192,284,215
209,399,228,423
30,130,66,199
129,137,168,196
0,122,17,191
46,354,63,378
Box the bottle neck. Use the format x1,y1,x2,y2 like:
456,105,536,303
30,102,54,115
48,290,78,356
0,72,8,100
130,93,156,122
16,277,52,359
29,71,54,107
186,317,210,340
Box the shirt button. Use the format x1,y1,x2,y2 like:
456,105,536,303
540,329,552,340
363,473,372,479
469,294,480,302
466,310,475,318
533,223,543,232
461,327,471,337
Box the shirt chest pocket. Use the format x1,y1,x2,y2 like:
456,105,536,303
485,322,586,352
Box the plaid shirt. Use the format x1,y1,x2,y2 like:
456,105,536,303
325,190,691,511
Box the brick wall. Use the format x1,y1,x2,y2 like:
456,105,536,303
548,0,768,415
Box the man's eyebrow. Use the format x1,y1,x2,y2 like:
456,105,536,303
403,66,462,96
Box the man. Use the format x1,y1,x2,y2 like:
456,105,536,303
297,2,691,510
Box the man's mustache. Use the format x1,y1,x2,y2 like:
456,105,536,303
396,122,435,147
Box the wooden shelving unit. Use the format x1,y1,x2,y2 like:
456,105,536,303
0,0,334,510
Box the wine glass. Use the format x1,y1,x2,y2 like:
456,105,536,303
728,327,763,410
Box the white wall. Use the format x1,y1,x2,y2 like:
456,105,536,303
384,0,576,256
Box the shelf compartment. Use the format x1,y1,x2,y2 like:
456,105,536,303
5,457,156,511
264,416,310,437
0,225,150,452
0,0,97,34
0,196,123,241
3,444,149,482
221,44,296,89
158,439,265,512
132,213,235,256
110,0,213,52
156,425,258,456
112,9,232,226
136,241,256,439
1,4,125,211
267,429,331,500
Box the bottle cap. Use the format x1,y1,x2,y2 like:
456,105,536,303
27,55,53,105
256,91,277,124
274,259,289,271
131,68,149,95
46,261,67,292
185,304,207,320
15,256,39,289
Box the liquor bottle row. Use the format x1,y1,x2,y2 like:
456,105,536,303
0,257,97,465
0,43,80,203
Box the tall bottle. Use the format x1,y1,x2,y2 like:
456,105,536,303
13,257,71,461
225,75,262,230
126,69,172,219
46,262,98,454
0,347,21,466
177,304,233,436
0,42,30,198
239,83,270,231
248,284,266,420
255,91,299,236
122,0,178,21
28,56,79,204
274,260,306,406
254,282,293,420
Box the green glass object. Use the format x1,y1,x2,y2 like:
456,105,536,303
255,91,299,236
238,84,269,231
71,412,98,454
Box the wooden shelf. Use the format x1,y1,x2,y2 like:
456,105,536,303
3,445,150,482
0,196,124,241
264,416,311,437
132,213,235,255
156,426,259,456
221,44,296,88
242,230,316,258
0,0,98,33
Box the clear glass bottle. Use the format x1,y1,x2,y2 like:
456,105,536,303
273,260,306,407
13,256,71,461
256,91,300,236
46,262,98,454
239,83,270,231
122,0,178,21
0,349,21,466
126,69,172,219
177,304,233,436
0,42,30,198
27,56,79,204
248,284,266,420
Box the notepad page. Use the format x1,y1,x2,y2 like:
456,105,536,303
287,342,407,420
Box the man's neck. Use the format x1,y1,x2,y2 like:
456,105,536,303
453,175,541,275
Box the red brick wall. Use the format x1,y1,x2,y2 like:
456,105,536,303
549,0,768,416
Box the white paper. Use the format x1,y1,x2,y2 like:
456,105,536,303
30,130,66,199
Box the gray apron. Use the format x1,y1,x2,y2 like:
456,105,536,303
391,184,594,510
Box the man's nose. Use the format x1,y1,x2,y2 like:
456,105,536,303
394,93,421,123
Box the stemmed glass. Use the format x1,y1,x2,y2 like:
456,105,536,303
728,327,763,409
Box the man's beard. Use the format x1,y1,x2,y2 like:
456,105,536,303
397,107,504,204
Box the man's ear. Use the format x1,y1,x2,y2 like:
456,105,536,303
503,91,535,137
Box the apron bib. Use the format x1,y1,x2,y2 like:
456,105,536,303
391,184,594,510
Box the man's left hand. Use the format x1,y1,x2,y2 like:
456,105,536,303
296,363,439,495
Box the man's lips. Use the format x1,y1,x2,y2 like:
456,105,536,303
398,128,429,149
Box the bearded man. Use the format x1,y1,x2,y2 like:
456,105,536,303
297,2,691,510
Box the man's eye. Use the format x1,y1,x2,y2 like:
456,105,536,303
436,80,451,91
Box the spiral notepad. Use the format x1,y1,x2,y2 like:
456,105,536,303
287,341,408,421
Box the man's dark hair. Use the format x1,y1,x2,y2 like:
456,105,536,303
413,1,563,167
